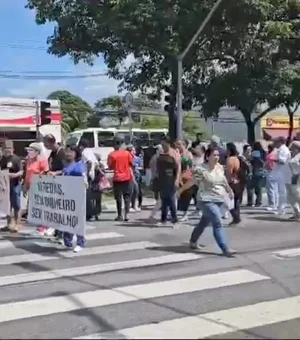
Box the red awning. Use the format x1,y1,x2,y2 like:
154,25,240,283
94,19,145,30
263,128,300,140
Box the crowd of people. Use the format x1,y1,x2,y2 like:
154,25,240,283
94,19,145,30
1,131,300,256
0,135,104,252
107,133,300,257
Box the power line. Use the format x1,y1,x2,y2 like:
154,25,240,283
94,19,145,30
0,73,108,80
0,43,46,51
0,71,75,74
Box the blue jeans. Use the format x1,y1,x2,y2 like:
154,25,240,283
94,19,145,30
161,194,177,223
10,184,21,210
190,201,228,251
63,232,85,247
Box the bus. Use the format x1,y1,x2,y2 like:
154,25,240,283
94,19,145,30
65,127,168,167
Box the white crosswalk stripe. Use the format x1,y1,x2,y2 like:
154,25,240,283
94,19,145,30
0,226,298,339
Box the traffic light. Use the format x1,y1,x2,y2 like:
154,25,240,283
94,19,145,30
40,101,52,125
164,85,174,112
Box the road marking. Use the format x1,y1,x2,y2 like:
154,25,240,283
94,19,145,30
0,269,268,323
272,247,300,259
32,232,124,248
0,232,124,250
76,295,300,339
0,241,160,266
0,253,203,287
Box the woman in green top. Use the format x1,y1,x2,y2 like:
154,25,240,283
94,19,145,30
176,140,194,221
178,146,236,257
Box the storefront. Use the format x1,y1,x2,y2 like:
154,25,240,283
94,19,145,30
261,115,300,140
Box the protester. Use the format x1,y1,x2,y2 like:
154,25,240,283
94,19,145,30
178,146,236,257
238,144,252,205
225,143,242,225
143,142,156,186
209,135,226,166
78,139,98,220
248,141,266,207
107,137,132,221
156,137,180,226
91,154,105,221
272,137,291,215
265,143,278,211
177,139,194,221
148,145,163,221
23,142,49,235
62,144,87,252
286,141,300,220
128,145,143,212
44,134,65,238
0,140,23,232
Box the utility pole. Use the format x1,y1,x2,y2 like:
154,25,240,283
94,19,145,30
176,0,224,139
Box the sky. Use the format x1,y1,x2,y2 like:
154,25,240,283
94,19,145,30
0,0,126,105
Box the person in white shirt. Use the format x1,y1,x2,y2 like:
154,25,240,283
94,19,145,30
271,137,291,215
78,139,98,181
286,141,300,220
78,139,99,220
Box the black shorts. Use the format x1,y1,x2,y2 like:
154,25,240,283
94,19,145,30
113,180,131,199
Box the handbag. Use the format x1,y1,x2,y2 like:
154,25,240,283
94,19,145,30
99,175,111,191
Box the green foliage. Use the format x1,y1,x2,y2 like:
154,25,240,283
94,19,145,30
27,0,300,141
94,96,122,110
47,90,92,132
94,93,161,111
141,116,168,129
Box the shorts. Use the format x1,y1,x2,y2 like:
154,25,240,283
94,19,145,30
10,184,21,210
113,180,131,199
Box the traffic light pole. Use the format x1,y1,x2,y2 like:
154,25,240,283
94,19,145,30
176,58,183,139
35,100,40,141
176,0,224,139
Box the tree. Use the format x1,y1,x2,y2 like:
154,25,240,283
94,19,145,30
94,96,123,110
27,0,300,140
94,93,161,111
266,61,300,142
47,90,92,132
201,65,277,143
198,0,300,143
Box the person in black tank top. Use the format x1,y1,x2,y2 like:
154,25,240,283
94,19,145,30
156,138,179,224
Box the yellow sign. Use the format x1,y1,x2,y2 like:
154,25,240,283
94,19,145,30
261,115,300,129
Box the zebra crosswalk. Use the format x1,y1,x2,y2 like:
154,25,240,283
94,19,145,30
0,225,299,339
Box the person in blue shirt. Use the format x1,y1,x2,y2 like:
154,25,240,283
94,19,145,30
63,144,87,253
127,145,143,211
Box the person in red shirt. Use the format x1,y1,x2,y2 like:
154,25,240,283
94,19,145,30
107,138,133,221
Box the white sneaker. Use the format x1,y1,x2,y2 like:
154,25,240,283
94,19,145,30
129,208,136,213
73,245,83,253
180,214,188,222
135,207,141,212
45,228,55,237
266,206,276,211
275,209,285,216
222,212,229,219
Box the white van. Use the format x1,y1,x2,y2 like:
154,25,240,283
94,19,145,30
65,127,168,168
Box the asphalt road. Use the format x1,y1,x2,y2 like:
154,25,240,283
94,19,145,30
1,198,300,339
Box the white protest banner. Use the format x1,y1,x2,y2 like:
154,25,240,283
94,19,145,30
28,175,86,236
0,170,10,215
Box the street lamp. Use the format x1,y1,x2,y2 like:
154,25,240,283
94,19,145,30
176,0,224,139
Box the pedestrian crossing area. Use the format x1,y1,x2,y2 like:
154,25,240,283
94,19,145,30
0,225,300,338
